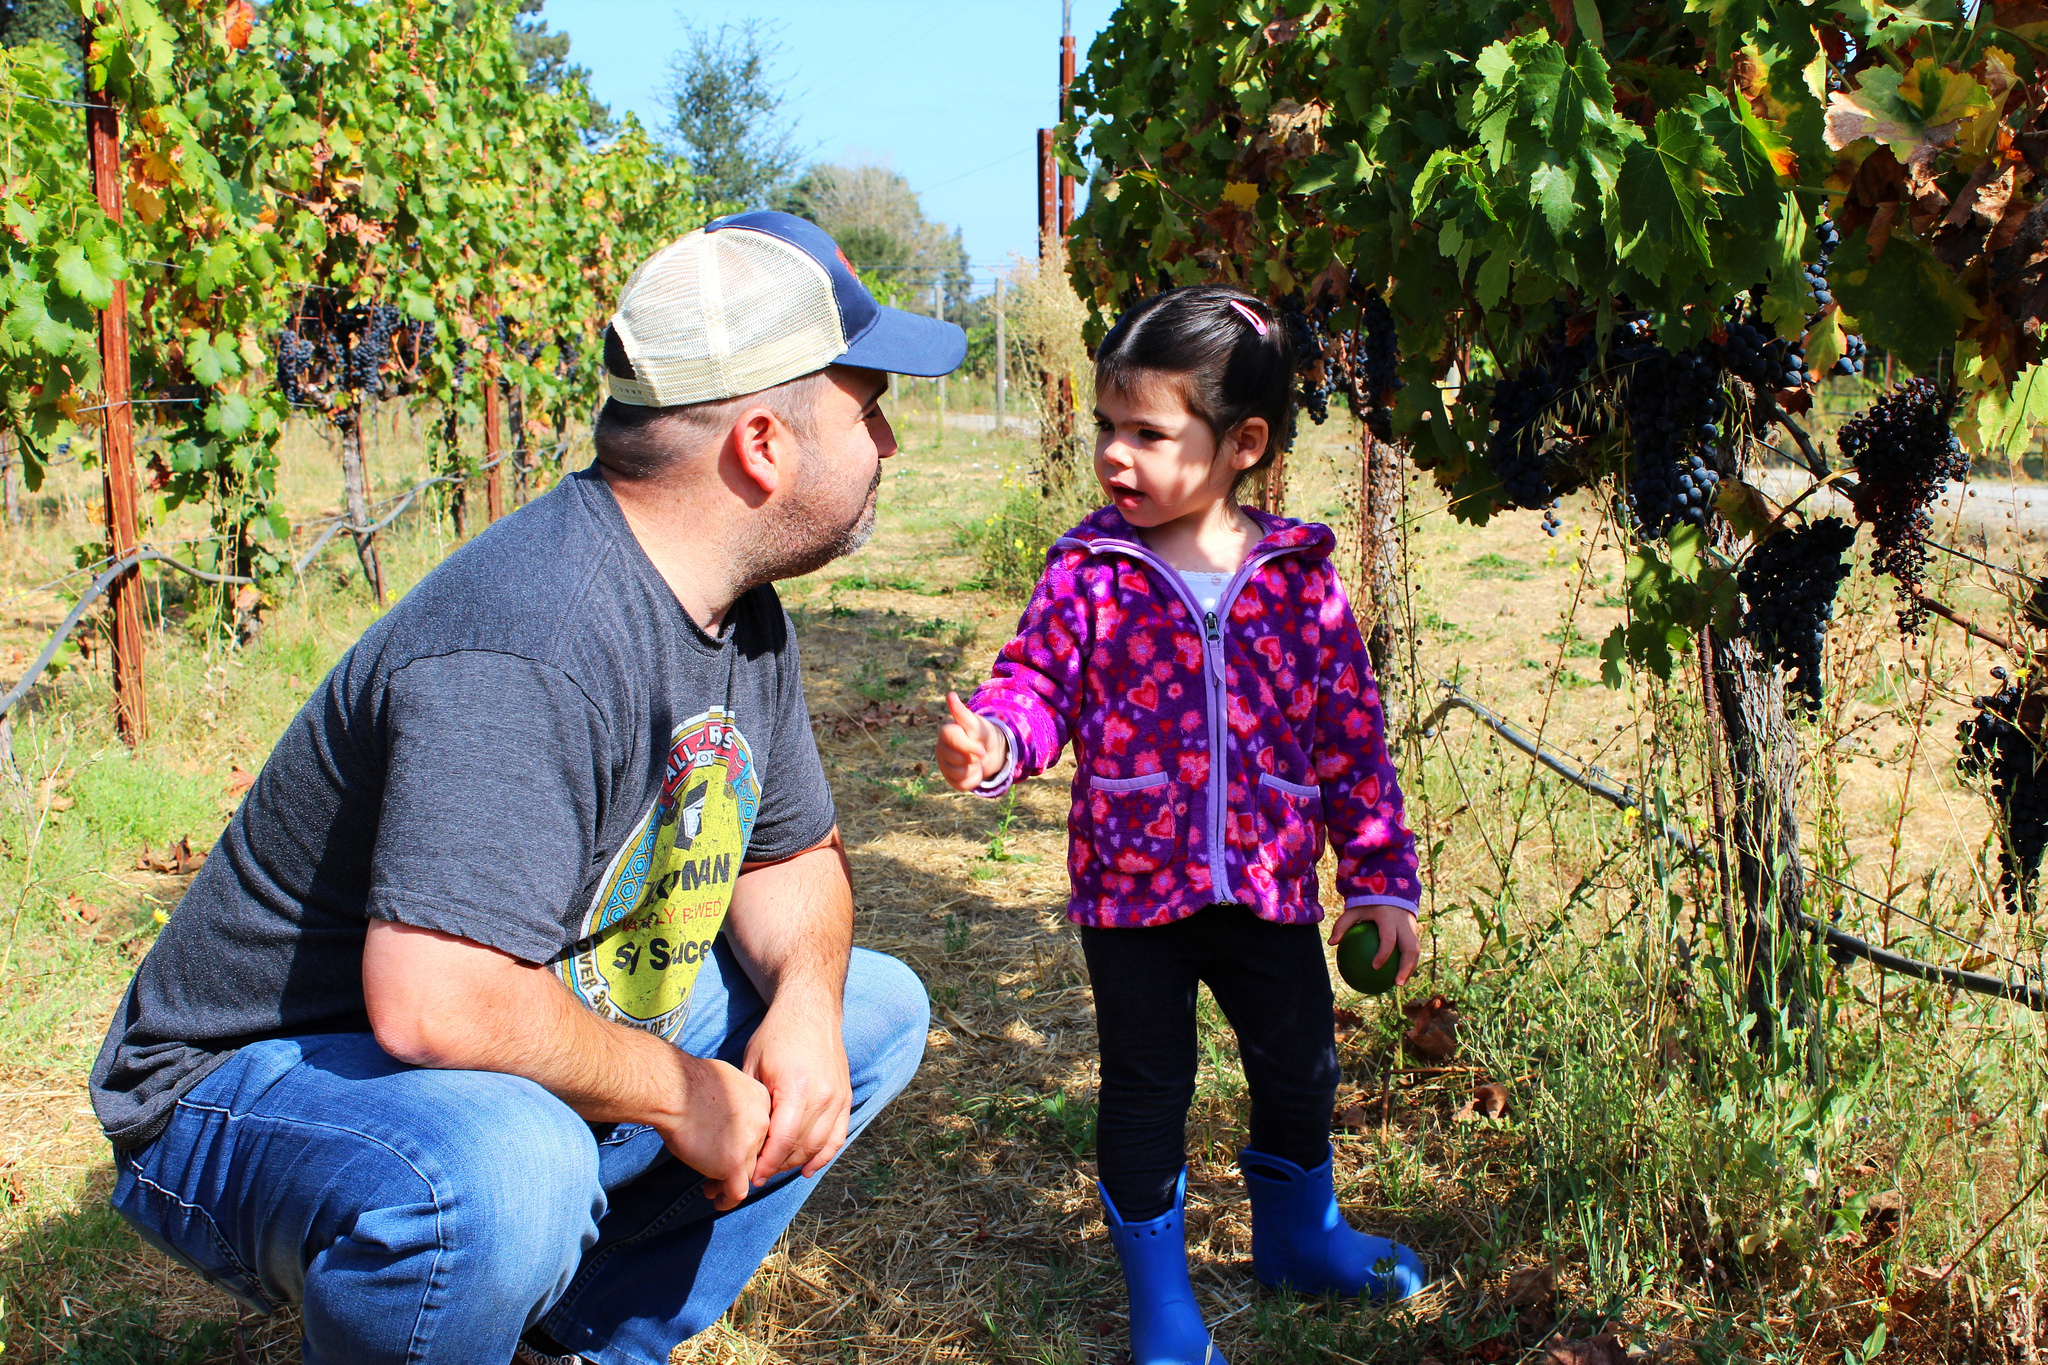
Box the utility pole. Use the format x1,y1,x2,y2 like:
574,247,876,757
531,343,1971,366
1059,0,1076,234
86,27,146,745
934,279,946,442
994,276,1008,435
1038,129,1056,257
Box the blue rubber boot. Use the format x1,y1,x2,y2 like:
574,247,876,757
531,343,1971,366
1238,1146,1427,1300
1099,1168,1228,1365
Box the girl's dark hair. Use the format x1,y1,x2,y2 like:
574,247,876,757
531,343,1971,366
1094,284,1297,496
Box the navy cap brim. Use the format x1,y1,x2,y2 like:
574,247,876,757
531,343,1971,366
837,304,967,378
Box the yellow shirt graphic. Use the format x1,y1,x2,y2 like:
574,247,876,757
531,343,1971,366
560,707,759,1039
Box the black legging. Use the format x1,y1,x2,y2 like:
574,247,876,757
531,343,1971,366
1080,902,1338,1222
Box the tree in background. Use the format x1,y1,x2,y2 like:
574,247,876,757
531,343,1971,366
664,19,801,221
777,162,969,308
0,0,73,48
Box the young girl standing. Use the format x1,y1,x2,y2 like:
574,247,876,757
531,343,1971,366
935,285,1427,1363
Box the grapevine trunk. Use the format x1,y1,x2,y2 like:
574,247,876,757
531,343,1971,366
338,406,386,605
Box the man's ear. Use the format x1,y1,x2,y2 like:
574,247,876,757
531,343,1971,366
728,406,794,498
1230,417,1270,471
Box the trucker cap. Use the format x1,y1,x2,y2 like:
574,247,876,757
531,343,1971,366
604,210,968,407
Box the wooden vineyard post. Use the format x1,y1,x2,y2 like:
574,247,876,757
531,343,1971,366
1261,448,1287,515
994,277,1007,434
86,48,147,745
934,280,946,443
484,377,505,523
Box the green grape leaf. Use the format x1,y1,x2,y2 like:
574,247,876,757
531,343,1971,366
53,244,115,310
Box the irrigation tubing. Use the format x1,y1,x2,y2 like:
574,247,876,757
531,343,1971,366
0,548,255,721
1418,681,2048,1011
5,444,569,718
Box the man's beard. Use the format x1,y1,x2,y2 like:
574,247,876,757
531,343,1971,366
742,458,882,586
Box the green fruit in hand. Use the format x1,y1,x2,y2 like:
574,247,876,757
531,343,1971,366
1337,921,1399,996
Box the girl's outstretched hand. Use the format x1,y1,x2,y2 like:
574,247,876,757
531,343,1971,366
1325,902,1421,986
936,693,1009,792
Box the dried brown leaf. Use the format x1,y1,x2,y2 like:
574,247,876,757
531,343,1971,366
1505,1265,1555,1307
1543,1333,1631,1365
1403,994,1460,1062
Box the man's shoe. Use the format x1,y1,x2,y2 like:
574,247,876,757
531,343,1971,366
1099,1167,1227,1365
1238,1145,1426,1300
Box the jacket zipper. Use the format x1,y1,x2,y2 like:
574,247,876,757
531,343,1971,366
1057,534,1292,903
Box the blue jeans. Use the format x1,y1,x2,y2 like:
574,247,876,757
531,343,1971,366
109,943,928,1365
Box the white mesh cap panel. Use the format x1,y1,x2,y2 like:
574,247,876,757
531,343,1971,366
609,227,847,406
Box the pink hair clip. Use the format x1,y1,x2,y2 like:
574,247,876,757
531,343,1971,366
1227,299,1269,336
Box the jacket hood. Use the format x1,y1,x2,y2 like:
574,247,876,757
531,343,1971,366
1058,505,1336,560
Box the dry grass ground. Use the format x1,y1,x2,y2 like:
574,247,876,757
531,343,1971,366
4,391,2048,1362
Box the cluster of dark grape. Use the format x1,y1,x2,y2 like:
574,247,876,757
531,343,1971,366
1277,294,1332,425
1736,516,1858,705
1620,345,1725,537
1810,216,1866,378
1716,309,1808,395
1359,292,1402,408
274,328,319,407
1958,672,2048,908
346,303,403,394
1278,284,1404,431
1485,312,1607,515
270,295,425,415
1838,379,1968,632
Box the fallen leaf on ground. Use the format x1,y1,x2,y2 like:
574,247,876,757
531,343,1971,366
64,893,101,925
1452,1081,1510,1122
138,836,207,875
1504,1265,1555,1308
1403,994,1460,1061
228,765,255,793
1332,1093,1377,1132
5,1170,24,1205
1333,1006,1361,1034
1543,1332,1630,1365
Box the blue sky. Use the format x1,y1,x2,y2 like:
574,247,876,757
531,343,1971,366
540,1,1120,291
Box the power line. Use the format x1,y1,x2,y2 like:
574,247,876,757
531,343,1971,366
920,147,1031,195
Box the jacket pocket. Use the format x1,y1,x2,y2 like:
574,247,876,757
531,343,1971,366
1085,771,1182,875
1255,772,1325,878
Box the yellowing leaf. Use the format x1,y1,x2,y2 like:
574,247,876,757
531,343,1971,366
126,181,165,224
1221,181,1260,209
1898,59,1992,128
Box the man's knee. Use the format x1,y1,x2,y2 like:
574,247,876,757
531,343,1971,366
416,1071,604,1268
843,948,930,1099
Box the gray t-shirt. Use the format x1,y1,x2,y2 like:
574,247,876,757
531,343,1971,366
90,466,836,1150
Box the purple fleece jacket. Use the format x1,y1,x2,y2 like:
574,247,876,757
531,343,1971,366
969,505,1421,929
